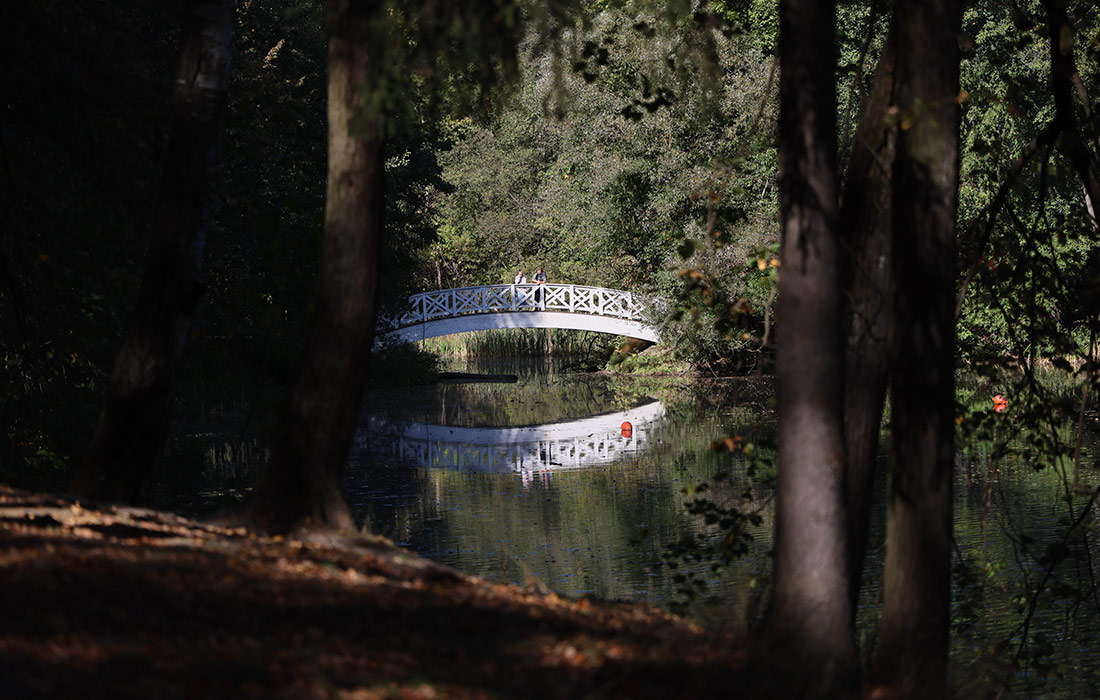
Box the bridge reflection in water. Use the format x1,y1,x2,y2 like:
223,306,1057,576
353,400,667,480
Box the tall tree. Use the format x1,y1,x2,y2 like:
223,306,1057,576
873,0,962,695
246,0,385,532
839,19,898,612
72,0,234,502
764,0,857,694
243,0,579,533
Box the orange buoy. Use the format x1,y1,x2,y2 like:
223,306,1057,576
621,421,633,437
992,394,1008,413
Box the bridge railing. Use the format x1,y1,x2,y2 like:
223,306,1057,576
381,283,659,330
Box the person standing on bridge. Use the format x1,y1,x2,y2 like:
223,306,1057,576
513,270,528,310
533,267,547,309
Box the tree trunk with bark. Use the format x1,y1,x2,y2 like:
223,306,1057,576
247,1,384,533
72,0,233,502
1043,0,1100,219
839,21,899,614
764,0,857,694
873,0,962,695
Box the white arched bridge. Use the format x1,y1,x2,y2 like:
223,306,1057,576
377,283,663,345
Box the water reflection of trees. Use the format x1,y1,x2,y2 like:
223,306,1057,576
347,378,779,612
362,374,658,427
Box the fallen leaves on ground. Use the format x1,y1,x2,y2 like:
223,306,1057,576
0,486,744,699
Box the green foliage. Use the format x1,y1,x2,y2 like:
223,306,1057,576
606,345,694,374
424,2,781,377
955,0,1099,357
951,19,1100,685
202,0,328,360
711,0,778,52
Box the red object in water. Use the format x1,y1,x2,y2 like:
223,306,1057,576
621,421,633,437
992,394,1008,413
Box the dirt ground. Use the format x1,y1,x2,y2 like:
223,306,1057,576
0,486,747,699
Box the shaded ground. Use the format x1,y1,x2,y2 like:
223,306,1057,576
0,486,745,699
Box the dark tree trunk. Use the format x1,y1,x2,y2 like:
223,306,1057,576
764,0,857,694
72,0,233,502
1043,0,1100,215
247,1,384,533
873,0,962,695
839,22,899,615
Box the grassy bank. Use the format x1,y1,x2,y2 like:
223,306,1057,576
420,329,613,358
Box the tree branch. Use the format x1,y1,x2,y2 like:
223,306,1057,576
954,125,1057,320
1043,0,1100,224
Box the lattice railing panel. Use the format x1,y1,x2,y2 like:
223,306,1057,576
384,283,660,329
571,287,597,315
543,285,570,311
452,288,483,314
483,286,512,311
421,290,452,320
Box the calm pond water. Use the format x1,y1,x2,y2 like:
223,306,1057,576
192,356,1100,695
345,358,775,618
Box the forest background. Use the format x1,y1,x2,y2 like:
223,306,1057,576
2,0,1100,696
